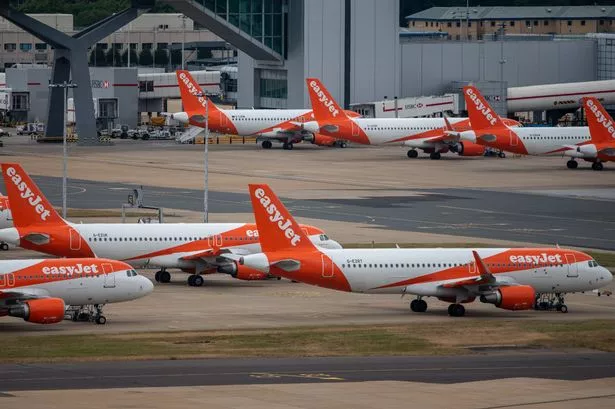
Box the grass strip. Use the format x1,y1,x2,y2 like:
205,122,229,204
4,320,615,363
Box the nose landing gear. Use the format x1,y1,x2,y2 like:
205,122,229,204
410,298,427,312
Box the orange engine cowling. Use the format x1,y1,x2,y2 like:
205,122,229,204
311,133,338,147
8,298,65,324
217,263,269,281
480,285,535,311
457,141,485,157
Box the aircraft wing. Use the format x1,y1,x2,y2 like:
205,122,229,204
0,288,48,301
180,247,250,263
441,251,496,289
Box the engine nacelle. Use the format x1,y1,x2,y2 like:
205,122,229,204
8,298,65,324
565,144,597,159
310,133,338,146
456,141,485,157
480,285,535,311
217,263,269,280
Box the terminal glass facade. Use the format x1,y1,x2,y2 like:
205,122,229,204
200,0,285,55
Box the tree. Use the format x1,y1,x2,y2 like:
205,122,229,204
89,47,108,67
154,48,169,67
121,49,139,66
138,48,153,66
170,49,183,67
105,48,122,67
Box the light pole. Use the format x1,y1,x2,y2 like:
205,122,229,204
196,91,209,223
180,15,187,70
498,22,507,117
48,80,78,219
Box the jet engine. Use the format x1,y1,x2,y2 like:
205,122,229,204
217,263,269,280
455,141,485,157
565,144,598,159
480,285,535,310
8,298,65,324
310,133,337,147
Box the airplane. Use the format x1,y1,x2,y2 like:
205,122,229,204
1,258,153,325
458,85,593,168
228,183,611,317
562,97,615,171
304,78,521,160
0,163,342,287
0,193,11,250
169,70,360,150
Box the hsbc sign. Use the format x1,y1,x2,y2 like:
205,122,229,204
91,80,110,89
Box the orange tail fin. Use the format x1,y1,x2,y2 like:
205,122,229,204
248,184,318,253
306,78,348,122
463,86,507,130
176,70,220,114
583,97,615,144
1,163,64,227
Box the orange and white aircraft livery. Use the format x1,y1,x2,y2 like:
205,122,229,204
171,70,357,150
232,184,612,317
0,193,11,250
563,97,615,171
459,85,593,168
0,163,341,287
305,78,520,160
0,258,153,325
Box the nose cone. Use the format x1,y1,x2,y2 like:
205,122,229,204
138,275,154,296
0,227,20,245
328,240,343,250
602,268,613,285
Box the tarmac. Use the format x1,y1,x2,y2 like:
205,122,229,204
2,136,615,406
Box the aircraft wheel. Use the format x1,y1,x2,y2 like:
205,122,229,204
283,142,293,150
159,270,171,283
339,142,347,148
410,299,418,312
0,242,8,251
407,149,418,158
559,304,568,314
95,315,107,325
448,304,465,317
262,140,272,149
498,152,506,158
567,160,578,169
417,299,427,312
429,152,441,160
193,275,204,287
592,162,604,171
154,270,161,282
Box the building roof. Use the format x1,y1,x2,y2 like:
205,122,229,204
406,6,615,21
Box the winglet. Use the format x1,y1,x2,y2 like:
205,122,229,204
248,184,318,253
463,86,507,130
0,163,65,227
472,250,493,278
582,97,615,144
305,78,348,122
176,70,220,114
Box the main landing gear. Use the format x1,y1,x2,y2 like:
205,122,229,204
410,298,427,312
448,303,465,317
534,293,568,313
429,152,441,160
592,161,604,171
0,242,8,251
187,274,204,287
407,149,418,158
283,142,294,150
261,140,273,149
67,304,107,324
566,160,578,169
154,269,171,283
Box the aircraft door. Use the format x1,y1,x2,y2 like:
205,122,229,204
509,130,518,147
565,254,578,277
352,122,360,138
102,263,116,288
321,254,334,278
69,228,81,251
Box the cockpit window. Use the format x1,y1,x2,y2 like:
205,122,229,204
126,269,138,277
588,260,599,268
319,234,329,241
